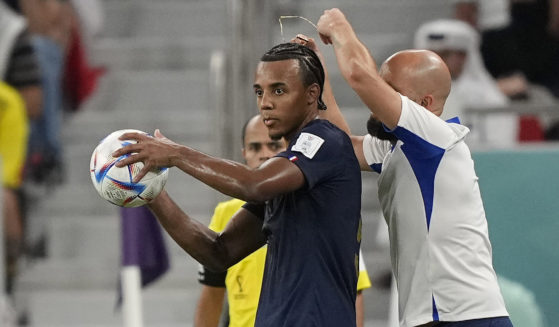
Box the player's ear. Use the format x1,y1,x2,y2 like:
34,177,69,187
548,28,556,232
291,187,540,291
306,83,320,106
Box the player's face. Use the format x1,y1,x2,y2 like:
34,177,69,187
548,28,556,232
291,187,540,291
253,59,311,142
243,117,286,169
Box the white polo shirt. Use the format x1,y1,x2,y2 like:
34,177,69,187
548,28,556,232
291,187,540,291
363,95,508,327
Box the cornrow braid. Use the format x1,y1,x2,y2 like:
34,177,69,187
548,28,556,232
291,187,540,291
260,42,327,110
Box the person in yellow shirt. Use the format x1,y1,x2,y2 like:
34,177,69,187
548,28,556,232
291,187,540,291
0,81,29,293
194,114,372,327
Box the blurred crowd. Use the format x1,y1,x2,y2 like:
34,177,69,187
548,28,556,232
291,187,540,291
0,0,557,325
416,0,559,146
0,0,104,302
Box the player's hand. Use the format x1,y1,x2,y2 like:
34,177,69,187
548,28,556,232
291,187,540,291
113,129,179,182
316,8,349,45
290,34,326,64
290,34,316,51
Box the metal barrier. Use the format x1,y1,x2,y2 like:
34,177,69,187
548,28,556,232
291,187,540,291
464,102,559,144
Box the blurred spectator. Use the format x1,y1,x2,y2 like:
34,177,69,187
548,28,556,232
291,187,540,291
69,0,104,51
63,14,105,112
0,1,40,295
454,0,559,98
453,0,530,99
15,0,103,186
0,82,29,295
454,0,559,141
17,0,72,186
414,18,518,147
0,1,43,119
507,0,559,97
60,0,105,113
4,0,104,264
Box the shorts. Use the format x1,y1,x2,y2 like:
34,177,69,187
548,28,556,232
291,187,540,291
436,316,513,327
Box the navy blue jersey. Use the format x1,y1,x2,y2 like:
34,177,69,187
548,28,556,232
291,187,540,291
245,119,362,327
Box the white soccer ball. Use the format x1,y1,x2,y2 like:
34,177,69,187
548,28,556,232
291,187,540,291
89,129,169,207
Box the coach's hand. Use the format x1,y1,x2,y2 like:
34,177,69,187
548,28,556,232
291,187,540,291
316,8,351,45
113,129,179,182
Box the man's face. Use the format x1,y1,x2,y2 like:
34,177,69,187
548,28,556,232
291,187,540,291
435,49,466,80
253,59,310,141
243,117,286,169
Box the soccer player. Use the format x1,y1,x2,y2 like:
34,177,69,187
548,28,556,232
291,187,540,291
113,42,363,326
315,8,512,327
194,114,372,327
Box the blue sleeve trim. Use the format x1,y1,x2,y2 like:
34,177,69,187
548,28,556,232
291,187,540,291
397,127,445,231
445,116,461,124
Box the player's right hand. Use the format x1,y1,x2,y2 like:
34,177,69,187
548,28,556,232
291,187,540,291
316,8,348,45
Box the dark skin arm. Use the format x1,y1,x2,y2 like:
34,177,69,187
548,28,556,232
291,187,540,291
112,129,305,203
148,190,266,272
194,285,225,327
113,129,303,271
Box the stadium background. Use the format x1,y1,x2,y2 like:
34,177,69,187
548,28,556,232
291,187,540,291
10,0,558,326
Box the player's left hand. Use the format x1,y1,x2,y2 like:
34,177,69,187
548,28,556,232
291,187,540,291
291,34,315,50
113,129,179,182
290,34,326,66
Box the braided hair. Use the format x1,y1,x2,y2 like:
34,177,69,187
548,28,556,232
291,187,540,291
260,42,327,110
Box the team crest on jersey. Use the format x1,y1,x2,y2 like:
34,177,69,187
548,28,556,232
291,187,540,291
291,132,324,159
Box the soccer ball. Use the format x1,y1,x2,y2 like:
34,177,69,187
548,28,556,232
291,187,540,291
90,129,169,207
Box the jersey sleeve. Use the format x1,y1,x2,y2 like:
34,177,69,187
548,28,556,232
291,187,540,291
357,249,372,291
391,94,469,153
362,135,392,173
197,263,226,287
242,202,266,220
0,82,28,189
276,121,344,189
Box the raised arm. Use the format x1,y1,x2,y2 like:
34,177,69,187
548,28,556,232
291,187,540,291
148,190,266,272
112,129,305,203
290,35,373,171
290,34,351,135
316,8,402,129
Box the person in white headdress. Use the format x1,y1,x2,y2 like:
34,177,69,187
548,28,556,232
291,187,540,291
414,18,518,148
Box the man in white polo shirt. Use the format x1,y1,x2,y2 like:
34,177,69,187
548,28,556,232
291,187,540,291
315,8,512,327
